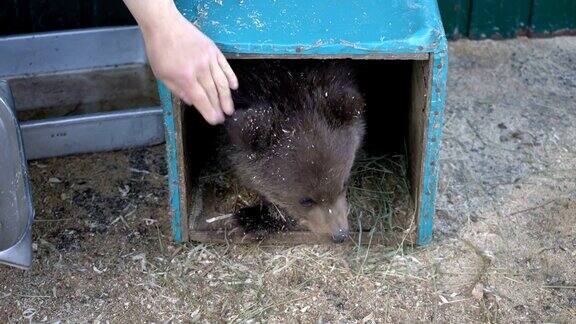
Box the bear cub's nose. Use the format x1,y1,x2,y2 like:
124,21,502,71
331,228,349,243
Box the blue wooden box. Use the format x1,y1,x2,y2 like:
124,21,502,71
159,0,448,245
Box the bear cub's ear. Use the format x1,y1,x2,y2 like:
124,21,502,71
225,105,279,152
310,62,365,128
321,84,365,128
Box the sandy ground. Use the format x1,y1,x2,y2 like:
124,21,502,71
1,37,576,322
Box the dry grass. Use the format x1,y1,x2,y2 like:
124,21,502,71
196,151,414,240
347,153,414,234
4,37,576,322
165,154,423,320
163,240,428,322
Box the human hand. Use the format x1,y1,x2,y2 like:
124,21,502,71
127,0,238,125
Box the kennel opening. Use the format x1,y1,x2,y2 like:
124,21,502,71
168,56,433,245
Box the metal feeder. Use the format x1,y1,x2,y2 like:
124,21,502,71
0,27,166,268
0,81,34,269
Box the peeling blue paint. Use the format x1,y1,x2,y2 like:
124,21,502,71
175,0,445,55
418,44,448,245
158,81,183,243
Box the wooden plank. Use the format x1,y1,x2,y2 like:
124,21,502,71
226,53,430,61
416,48,448,245
409,59,433,241
189,183,416,246
173,97,190,242
189,230,416,246
437,0,471,39
531,0,576,35
469,0,532,39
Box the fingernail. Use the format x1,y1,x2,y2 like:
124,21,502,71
215,111,225,123
224,102,234,115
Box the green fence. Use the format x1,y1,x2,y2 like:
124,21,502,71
2,0,575,38
440,0,576,39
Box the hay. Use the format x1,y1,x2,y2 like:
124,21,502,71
195,151,414,238
347,152,414,234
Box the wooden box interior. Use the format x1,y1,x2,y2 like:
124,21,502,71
172,56,432,245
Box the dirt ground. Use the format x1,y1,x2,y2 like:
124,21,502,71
1,37,575,322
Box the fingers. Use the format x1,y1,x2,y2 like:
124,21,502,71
163,50,238,125
189,83,224,125
197,66,222,113
171,75,224,125
210,60,235,115
167,79,221,125
217,53,238,89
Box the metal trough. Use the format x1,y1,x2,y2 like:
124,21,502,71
0,80,34,269
0,27,165,160
0,27,165,268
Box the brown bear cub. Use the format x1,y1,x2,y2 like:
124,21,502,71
223,60,365,243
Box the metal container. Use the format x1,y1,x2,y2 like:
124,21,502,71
0,27,165,160
0,80,34,269
0,27,165,269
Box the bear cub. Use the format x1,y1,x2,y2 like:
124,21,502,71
223,60,366,243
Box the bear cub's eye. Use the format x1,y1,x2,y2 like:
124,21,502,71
299,197,316,207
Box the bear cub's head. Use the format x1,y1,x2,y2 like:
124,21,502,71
226,62,365,243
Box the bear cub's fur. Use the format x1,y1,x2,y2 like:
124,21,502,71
223,60,366,243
